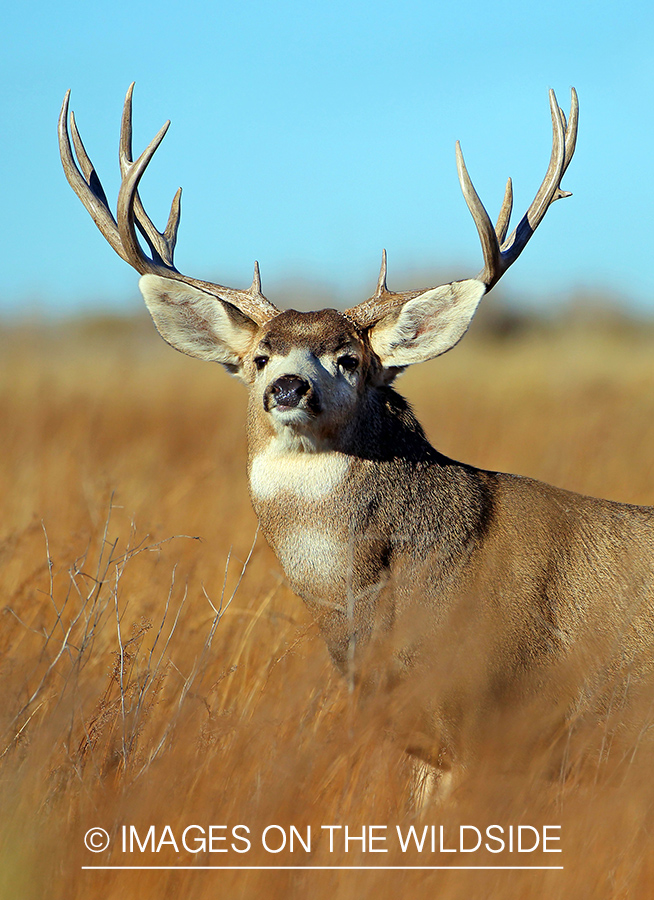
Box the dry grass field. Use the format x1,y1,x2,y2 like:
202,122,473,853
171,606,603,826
2,305,654,899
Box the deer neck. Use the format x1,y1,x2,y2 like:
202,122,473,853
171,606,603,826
244,383,494,678
245,383,454,563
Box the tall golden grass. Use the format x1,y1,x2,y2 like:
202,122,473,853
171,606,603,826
2,309,654,898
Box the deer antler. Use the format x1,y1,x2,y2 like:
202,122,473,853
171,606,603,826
59,85,279,326
347,88,578,328
457,87,578,290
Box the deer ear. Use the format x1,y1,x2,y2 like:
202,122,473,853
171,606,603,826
368,279,486,368
138,274,258,375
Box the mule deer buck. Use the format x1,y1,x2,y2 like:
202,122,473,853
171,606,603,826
59,86,654,775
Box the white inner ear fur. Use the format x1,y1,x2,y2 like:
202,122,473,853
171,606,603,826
369,278,487,368
138,274,257,370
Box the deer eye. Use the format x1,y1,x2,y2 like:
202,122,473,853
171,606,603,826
337,355,359,373
254,355,269,371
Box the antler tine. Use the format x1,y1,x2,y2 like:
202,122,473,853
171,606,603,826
69,112,110,210
558,87,578,183
116,119,174,275
375,249,388,298
459,87,578,290
517,89,566,232
495,178,513,244
58,91,129,264
456,141,502,287
164,188,182,254
119,83,180,268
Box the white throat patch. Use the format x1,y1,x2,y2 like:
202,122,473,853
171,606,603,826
249,444,350,502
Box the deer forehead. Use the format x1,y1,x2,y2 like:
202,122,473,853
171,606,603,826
256,308,363,359
249,446,351,501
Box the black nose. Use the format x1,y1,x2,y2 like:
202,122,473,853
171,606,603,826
269,375,310,409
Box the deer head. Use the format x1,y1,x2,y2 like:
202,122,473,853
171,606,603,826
59,86,577,454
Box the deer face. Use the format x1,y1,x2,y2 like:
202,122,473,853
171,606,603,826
137,273,488,451
136,276,378,448
247,309,371,444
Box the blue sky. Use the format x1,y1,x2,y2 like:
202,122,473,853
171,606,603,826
2,0,653,315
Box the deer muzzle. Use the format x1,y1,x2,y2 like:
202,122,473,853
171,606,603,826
264,375,318,413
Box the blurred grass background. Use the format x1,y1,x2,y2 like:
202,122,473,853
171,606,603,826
1,297,654,898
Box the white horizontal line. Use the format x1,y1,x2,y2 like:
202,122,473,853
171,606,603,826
82,866,564,871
